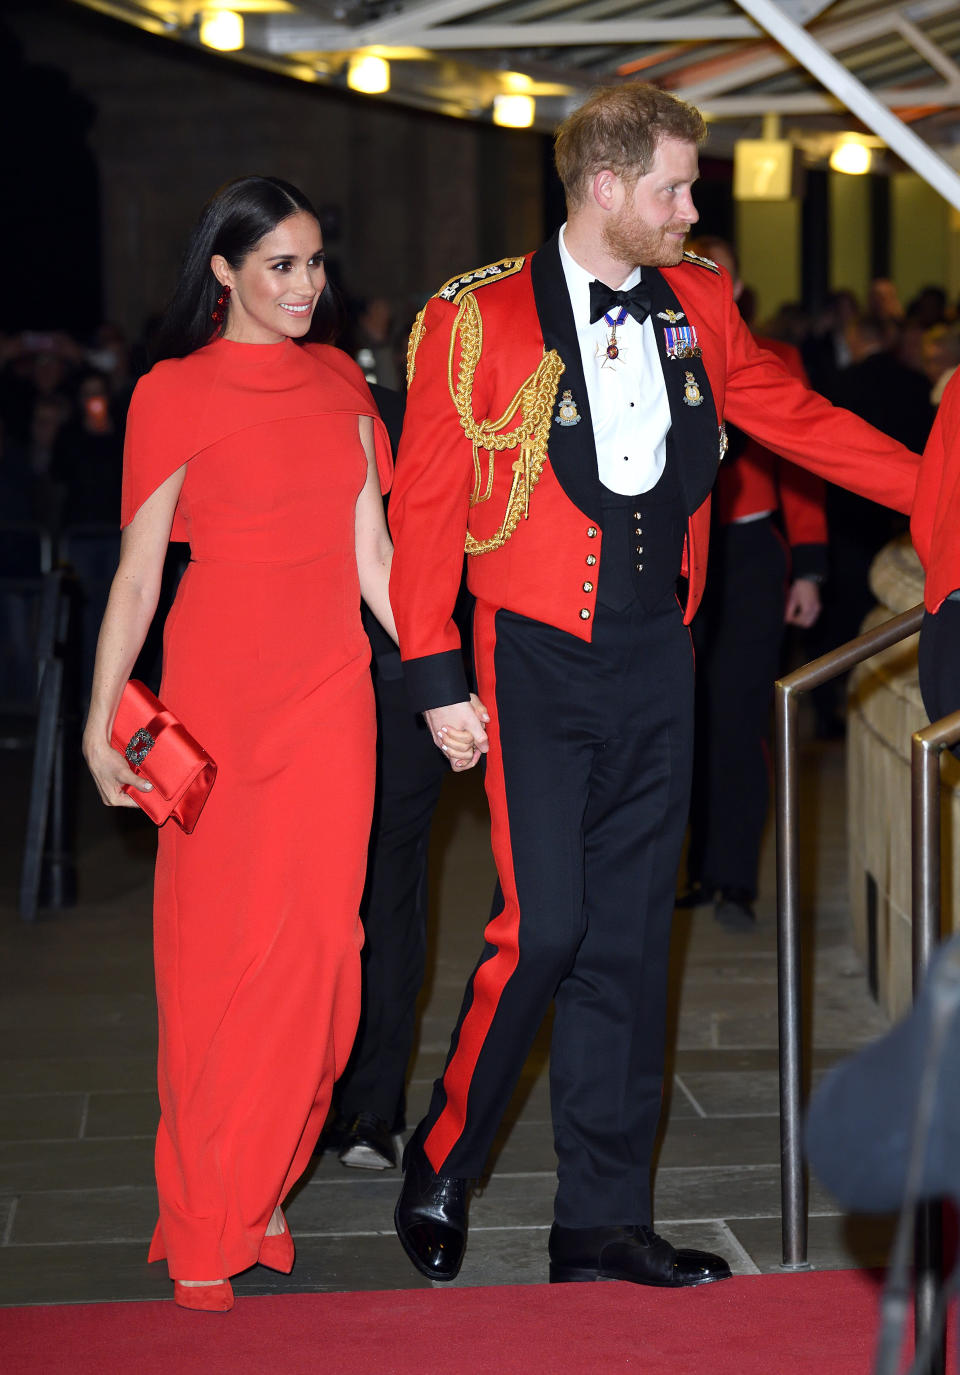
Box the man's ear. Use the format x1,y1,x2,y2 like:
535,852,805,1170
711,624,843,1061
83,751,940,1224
591,169,619,212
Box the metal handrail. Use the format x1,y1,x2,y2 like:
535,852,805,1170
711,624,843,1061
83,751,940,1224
775,600,960,1375
774,602,924,1271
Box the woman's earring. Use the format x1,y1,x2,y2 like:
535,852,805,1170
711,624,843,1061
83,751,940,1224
211,284,231,325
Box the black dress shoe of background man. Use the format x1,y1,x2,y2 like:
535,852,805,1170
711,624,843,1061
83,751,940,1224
394,1130,467,1281
548,1223,732,1286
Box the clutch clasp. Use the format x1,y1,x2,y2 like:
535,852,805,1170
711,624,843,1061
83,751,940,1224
125,728,155,767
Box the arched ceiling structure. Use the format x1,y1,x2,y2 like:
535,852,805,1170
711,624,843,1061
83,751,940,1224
70,1,960,200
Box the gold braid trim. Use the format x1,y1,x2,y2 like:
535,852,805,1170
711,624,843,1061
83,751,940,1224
406,307,427,389
447,291,565,556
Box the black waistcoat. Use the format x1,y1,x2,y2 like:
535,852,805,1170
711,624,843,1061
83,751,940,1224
596,440,686,613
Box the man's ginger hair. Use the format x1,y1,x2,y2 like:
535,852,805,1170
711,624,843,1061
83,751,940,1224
555,83,707,209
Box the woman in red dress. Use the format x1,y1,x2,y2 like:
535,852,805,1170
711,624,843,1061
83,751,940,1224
83,176,475,1310
913,366,960,739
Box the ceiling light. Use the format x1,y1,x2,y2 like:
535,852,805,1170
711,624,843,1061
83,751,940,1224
347,55,390,95
493,94,535,129
830,137,872,176
199,10,244,52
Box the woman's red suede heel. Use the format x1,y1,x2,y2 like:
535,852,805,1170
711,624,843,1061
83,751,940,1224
173,1280,234,1312
258,1221,295,1273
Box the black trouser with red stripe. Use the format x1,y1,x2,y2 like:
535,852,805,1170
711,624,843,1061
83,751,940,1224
419,591,694,1227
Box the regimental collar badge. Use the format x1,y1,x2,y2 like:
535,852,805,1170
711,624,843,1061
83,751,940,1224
663,324,701,360
657,308,685,323
682,371,704,407
555,389,582,427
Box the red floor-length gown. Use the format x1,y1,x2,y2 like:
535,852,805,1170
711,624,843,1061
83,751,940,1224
119,337,392,1280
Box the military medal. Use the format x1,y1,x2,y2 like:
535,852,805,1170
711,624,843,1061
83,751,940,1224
596,306,628,368
554,389,582,427
663,324,701,360
682,371,704,407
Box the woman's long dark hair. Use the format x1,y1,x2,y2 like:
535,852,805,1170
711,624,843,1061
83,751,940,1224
151,175,343,362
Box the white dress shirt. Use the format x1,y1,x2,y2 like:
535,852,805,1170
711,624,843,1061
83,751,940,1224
558,224,672,496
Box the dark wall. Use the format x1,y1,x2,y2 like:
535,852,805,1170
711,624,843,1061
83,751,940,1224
3,0,545,338
0,15,101,332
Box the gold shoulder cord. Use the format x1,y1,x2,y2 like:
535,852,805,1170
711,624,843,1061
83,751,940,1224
406,308,427,388
447,292,564,556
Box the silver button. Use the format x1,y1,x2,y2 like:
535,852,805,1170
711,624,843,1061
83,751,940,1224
636,546,644,554
582,581,594,593
634,511,642,519
635,528,642,536
636,563,644,572
586,526,597,538
586,554,597,566
580,608,591,620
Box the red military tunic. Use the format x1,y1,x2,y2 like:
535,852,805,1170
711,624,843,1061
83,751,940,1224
390,251,916,707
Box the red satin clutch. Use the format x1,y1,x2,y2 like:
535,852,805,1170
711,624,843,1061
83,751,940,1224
110,680,217,833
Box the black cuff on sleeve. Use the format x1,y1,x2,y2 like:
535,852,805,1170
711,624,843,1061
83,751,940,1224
790,543,828,583
402,650,470,715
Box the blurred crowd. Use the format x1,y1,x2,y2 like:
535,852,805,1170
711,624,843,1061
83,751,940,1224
753,279,959,733
0,324,135,539
1,279,956,702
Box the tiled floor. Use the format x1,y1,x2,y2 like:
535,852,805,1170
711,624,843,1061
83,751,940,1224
0,738,894,1305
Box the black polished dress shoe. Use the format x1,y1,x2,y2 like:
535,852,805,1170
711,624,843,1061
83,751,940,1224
314,1111,351,1156
339,1112,397,1170
548,1223,732,1287
394,1131,467,1281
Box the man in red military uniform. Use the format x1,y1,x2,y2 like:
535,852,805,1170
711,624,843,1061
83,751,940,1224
388,82,919,1288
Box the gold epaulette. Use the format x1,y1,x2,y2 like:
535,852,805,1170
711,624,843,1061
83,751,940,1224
436,256,526,305
682,250,721,274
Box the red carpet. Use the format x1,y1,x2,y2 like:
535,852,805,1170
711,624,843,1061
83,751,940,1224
2,1271,956,1375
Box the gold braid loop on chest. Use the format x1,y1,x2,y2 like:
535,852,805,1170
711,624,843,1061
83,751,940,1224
447,292,564,556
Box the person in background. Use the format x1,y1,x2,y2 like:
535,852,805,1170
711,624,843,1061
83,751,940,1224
677,236,827,930
923,322,960,407
324,382,449,1170
808,312,934,736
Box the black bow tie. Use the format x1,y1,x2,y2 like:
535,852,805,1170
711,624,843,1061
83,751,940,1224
588,279,652,327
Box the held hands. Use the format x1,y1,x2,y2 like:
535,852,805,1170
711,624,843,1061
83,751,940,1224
424,693,490,772
82,728,154,809
784,578,822,628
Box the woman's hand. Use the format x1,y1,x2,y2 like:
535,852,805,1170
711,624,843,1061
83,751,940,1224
83,729,153,808
425,693,490,772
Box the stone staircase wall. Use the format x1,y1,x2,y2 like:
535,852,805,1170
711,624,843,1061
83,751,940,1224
846,536,960,1018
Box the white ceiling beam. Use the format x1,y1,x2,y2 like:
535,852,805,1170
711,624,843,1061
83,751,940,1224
702,84,960,115
896,15,960,86
262,15,762,55
361,0,508,44
368,20,762,48
731,0,960,211
678,0,959,103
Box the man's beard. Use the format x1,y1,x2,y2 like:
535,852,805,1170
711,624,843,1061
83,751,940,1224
602,210,688,268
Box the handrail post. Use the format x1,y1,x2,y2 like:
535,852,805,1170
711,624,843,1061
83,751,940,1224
908,708,960,1375
775,677,808,1268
